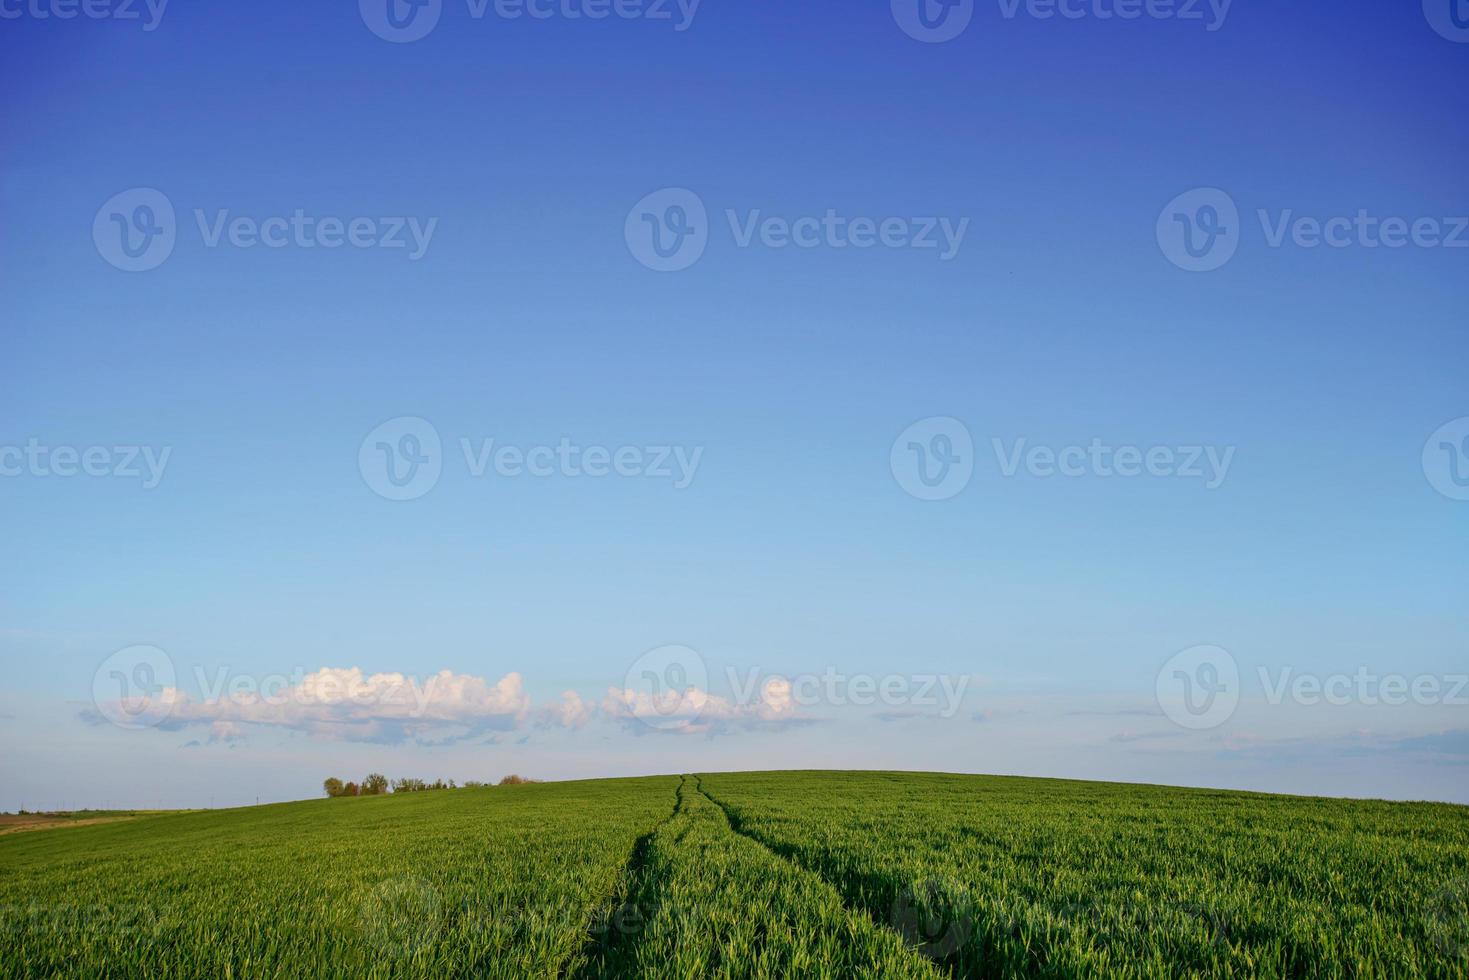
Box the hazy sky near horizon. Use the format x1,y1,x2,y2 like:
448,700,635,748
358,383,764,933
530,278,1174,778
1,0,1466,809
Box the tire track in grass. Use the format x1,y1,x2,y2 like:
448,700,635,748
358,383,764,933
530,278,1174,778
564,775,689,978
695,775,973,976
580,774,940,978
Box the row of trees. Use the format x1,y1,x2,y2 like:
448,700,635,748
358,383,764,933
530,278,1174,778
322,774,536,797
322,774,388,798
390,777,456,793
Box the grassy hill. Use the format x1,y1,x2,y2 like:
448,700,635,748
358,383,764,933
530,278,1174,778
1,772,1466,978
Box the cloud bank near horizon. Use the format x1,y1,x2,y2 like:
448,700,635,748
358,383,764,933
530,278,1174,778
83,665,814,744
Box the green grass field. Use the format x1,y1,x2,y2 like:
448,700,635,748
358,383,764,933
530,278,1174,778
2,772,1466,978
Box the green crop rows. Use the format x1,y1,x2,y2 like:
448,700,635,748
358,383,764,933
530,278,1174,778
0,777,674,979
3,772,1467,978
701,772,1469,979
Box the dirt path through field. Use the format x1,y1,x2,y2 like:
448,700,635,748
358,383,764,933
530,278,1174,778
0,814,142,836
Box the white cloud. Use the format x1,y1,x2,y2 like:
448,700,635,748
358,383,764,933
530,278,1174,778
93,667,559,744
539,690,594,729
601,677,804,736
208,720,245,743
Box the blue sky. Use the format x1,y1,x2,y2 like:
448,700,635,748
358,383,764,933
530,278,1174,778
1,0,1466,809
